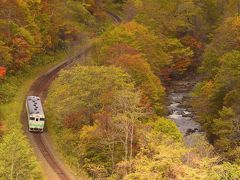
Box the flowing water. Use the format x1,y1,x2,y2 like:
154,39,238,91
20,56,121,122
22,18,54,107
167,80,203,138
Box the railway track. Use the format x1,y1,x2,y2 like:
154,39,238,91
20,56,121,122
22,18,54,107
105,10,122,23
21,45,91,180
33,134,70,179
20,11,121,180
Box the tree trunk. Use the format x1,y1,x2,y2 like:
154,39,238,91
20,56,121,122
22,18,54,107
125,123,129,162
10,144,16,180
129,125,134,172
111,136,115,173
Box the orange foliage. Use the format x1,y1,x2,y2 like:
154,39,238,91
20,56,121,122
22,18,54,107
99,91,114,109
105,43,138,63
160,58,192,81
0,66,6,79
0,121,4,137
87,1,108,20
63,109,88,130
113,54,150,73
96,43,166,114
12,36,31,69
181,35,203,52
110,54,163,113
93,111,112,131
165,165,185,179
104,44,149,74
40,0,51,13
172,58,192,74
140,94,153,112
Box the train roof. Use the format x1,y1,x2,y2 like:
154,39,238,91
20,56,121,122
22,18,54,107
26,96,45,116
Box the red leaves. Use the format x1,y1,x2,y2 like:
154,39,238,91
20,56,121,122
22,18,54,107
181,35,203,52
0,66,6,79
99,91,114,108
160,58,192,81
12,37,29,49
140,95,152,113
63,109,89,130
105,43,139,64
12,36,31,69
104,44,150,74
40,0,51,13
113,54,149,72
160,36,202,82
93,111,112,131
172,58,192,73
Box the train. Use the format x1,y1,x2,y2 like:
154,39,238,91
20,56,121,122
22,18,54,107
26,96,45,132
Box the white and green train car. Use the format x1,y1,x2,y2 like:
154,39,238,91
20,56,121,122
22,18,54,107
26,96,45,132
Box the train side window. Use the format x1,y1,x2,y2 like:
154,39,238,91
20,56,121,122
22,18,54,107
40,118,45,121
30,117,35,120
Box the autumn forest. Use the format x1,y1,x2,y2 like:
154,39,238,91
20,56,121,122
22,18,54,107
1,0,240,179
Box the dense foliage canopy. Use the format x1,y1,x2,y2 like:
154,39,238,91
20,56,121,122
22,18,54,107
1,0,240,179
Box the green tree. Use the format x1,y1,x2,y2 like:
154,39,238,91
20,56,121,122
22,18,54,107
46,65,145,177
46,65,135,125
0,130,42,179
210,162,240,180
79,89,144,177
92,43,166,114
193,13,240,157
0,40,13,67
92,21,171,75
126,0,198,35
200,17,240,77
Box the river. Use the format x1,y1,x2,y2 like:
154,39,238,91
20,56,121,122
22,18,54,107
167,79,203,138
